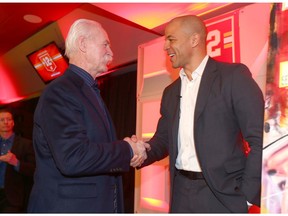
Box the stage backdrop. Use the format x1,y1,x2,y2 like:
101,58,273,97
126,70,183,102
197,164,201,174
135,3,271,213
261,3,288,214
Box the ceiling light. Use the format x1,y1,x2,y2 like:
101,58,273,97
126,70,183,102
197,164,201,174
23,14,42,24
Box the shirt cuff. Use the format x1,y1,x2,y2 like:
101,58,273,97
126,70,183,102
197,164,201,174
128,145,134,159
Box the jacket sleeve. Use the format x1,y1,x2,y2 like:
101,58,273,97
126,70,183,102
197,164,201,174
231,64,264,206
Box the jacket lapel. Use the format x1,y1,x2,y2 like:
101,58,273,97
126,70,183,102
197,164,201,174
10,135,19,155
66,71,112,138
194,58,218,122
171,78,181,162
82,84,112,133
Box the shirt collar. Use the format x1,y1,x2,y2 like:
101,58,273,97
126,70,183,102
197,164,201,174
179,55,209,81
69,64,97,87
0,133,15,143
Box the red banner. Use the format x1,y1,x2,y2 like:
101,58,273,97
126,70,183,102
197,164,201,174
28,42,68,83
205,11,240,63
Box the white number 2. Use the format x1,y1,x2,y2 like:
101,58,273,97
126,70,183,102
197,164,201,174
207,29,221,57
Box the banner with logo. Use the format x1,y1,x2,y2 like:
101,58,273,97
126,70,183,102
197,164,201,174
205,11,240,63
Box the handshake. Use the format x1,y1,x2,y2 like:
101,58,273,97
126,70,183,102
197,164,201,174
124,135,151,168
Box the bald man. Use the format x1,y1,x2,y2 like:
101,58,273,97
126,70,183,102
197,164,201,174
138,15,264,213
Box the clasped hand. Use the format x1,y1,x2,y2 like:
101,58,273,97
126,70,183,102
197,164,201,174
124,135,150,168
0,150,19,166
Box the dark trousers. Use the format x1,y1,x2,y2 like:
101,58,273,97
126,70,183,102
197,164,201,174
0,188,22,213
171,170,230,213
0,188,7,212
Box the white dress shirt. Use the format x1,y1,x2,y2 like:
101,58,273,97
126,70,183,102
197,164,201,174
175,55,209,172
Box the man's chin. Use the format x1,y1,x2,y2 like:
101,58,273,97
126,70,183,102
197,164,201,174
96,66,109,77
171,63,179,69
103,65,109,72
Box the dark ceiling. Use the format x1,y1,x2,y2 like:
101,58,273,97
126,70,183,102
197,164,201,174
0,3,83,56
0,2,248,57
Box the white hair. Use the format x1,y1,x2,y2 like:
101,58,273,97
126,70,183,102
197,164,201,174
65,19,102,59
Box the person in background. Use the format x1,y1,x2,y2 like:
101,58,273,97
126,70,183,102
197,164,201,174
130,15,264,213
27,19,148,213
0,108,35,213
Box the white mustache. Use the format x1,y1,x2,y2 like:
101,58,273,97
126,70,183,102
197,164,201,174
105,55,113,65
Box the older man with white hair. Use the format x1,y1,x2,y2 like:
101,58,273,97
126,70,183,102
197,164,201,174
28,19,148,213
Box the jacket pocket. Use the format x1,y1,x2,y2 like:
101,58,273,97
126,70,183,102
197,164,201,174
58,183,98,198
224,157,245,174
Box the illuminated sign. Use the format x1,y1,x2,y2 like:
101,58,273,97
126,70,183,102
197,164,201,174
205,11,240,63
27,42,68,83
279,61,288,88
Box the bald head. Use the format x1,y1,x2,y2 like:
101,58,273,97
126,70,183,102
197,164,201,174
168,15,207,44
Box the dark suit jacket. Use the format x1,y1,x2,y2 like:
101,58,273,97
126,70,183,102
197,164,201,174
4,135,35,212
141,57,264,212
27,69,131,213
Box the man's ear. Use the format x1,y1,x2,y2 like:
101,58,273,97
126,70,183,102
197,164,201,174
78,36,87,53
190,33,200,48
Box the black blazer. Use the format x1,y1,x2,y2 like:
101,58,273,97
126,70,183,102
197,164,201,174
4,135,35,212
142,57,264,212
28,68,132,213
